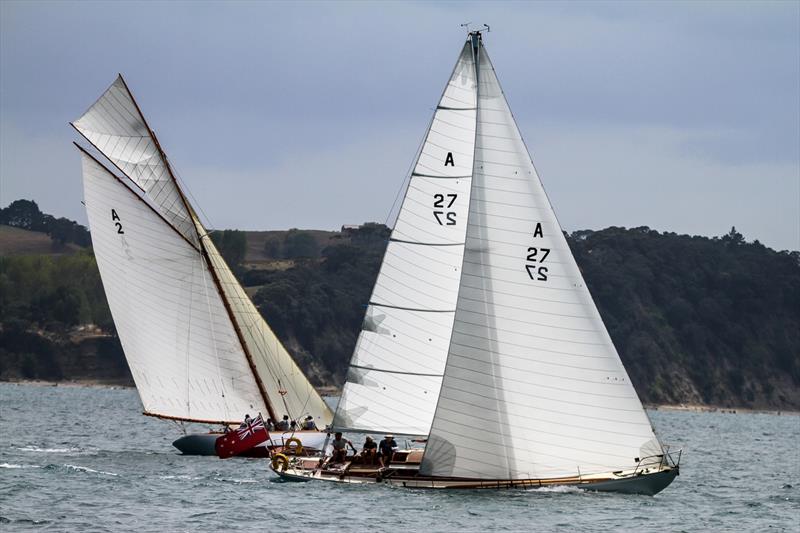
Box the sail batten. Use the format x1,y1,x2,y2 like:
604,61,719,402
420,36,660,480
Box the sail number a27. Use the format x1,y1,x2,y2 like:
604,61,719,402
433,193,457,225
526,222,549,281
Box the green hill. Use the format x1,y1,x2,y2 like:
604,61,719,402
1,200,798,410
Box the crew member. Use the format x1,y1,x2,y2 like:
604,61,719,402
302,416,318,431
361,436,378,465
331,432,355,463
379,434,397,468
275,415,290,431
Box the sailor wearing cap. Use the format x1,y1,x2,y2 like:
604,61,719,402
379,434,397,468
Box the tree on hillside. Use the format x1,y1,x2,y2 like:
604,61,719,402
210,229,247,267
284,229,319,258
1,199,91,247
0,199,44,230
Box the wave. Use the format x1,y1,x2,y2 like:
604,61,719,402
525,484,585,494
15,446,82,454
0,463,41,469
62,464,118,476
214,477,258,484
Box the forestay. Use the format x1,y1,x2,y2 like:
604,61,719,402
420,38,661,479
200,226,333,425
333,42,478,435
73,76,199,248
80,150,266,423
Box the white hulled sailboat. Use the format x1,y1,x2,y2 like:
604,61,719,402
273,30,680,494
73,76,333,454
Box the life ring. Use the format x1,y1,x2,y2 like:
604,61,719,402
271,453,289,472
284,437,304,455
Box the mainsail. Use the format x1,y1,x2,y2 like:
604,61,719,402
419,34,661,479
80,148,263,423
75,77,333,426
332,41,478,435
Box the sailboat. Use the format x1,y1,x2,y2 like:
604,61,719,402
72,75,333,455
271,30,680,494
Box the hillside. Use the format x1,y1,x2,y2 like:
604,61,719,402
1,200,798,409
0,225,85,256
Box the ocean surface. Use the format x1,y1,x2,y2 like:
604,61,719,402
1,383,798,532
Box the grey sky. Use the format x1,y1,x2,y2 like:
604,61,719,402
1,1,798,251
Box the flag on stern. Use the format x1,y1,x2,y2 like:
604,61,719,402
215,414,269,459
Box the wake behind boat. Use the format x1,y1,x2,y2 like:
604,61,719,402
271,29,681,494
72,77,333,455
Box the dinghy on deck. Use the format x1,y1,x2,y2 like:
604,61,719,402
270,29,681,495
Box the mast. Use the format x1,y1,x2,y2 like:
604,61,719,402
418,26,483,453
117,78,279,423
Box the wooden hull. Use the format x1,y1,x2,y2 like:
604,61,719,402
272,461,679,496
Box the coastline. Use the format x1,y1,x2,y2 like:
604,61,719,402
3,380,797,415
644,403,799,416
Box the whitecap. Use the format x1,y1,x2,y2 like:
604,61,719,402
0,463,40,469
526,484,585,494
16,446,81,454
63,464,118,476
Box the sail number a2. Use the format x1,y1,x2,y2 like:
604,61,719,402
111,208,133,260
111,209,124,234
433,193,457,225
525,222,549,281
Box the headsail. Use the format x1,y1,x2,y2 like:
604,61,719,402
332,41,478,435
199,224,333,425
80,147,265,423
73,75,199,248
420,35,661,479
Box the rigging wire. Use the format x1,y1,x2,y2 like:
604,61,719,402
383,112,435,228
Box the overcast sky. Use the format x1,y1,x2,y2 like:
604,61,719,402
1,1,798,251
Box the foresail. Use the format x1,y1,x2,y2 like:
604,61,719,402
333,42,478,435
73,76,199,248
420,40,660,479
199,228,333,426
80,150,267,423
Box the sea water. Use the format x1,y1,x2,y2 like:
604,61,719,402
1,383,798,532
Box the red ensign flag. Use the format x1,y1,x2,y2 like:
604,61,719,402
215,414,269,459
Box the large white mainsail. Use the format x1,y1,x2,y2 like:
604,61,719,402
80,147,264,423
75,77,333,427
332,41,478,436
419,34,662,479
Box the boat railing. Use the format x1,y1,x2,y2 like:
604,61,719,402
631,444,682,476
